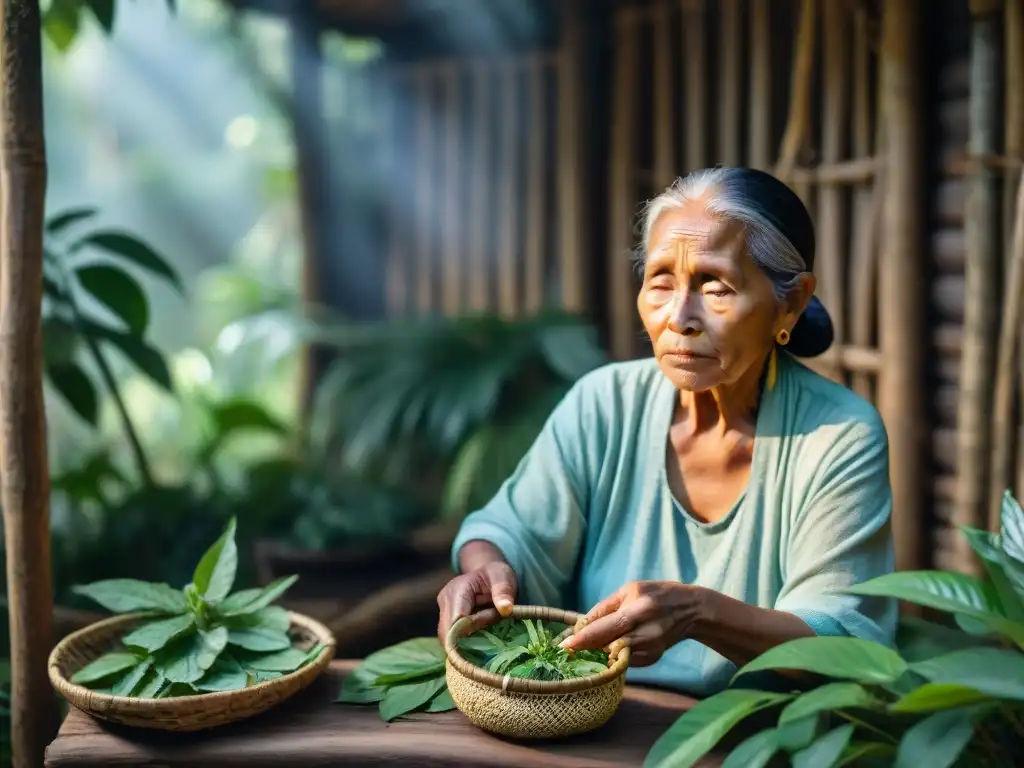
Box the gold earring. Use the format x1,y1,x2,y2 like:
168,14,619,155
776,328,790,346
767,346,778,391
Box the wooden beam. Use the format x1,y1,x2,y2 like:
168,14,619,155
0,2,60,765
878,0,926,574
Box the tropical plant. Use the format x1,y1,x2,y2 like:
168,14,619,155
42,0,176,52
644,490,1024,768
307,310,607,521
68,517,324,698
335,637,455,722
43,206,182,484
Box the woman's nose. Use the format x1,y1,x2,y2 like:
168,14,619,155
667,292,702,336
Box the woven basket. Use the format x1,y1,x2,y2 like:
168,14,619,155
48,611,336,732
444,605,630,740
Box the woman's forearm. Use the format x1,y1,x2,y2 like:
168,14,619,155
694,589,816,668
457,539,508,574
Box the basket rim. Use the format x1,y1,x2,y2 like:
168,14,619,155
48,610,337,711
444,604,630,695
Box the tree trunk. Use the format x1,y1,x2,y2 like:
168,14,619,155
0,1,59,765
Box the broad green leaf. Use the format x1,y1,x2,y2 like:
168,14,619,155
896,616,992,662
335,638,447,705
46,207,97,235
379,675,447,722
84,322,174,392
238,647,306,673
158,626,228,684
70,652,138,685
72,579,188,614
123,614,195,653
907,646,1024,700
74,231,183,293
792,724,855,768
192,517,237,602
734,637,907,686
195,655,248,692
111,658,153,697
775,714,819,752
227,627,291,653
719,729,778,768
893,708,976,768
961,526,1024,620
47,364,98,426
226,605,290,633
643,690,790,768
75,265,149,335
84,0,115,31
43,0,80,52
134,668,166,698
219,575,298,615
890,682,991,713
835,742,894,767
779,682,884,724
374,661,445,687
1001,490,1024,561
424,688,456,713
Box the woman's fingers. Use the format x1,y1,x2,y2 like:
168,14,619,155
561,608,636,650
485,562,517,616
582,589,626,624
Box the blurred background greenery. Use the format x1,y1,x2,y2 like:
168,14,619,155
0,0,608,760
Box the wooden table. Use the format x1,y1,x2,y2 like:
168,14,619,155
45,660,723,767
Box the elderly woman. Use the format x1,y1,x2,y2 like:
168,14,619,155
436,167,896,696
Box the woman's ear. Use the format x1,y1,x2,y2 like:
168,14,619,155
781,273,816,328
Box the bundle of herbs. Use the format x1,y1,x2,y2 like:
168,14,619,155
337,617,611,722
68,518,324,698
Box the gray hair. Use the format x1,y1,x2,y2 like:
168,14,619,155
635,167,809,299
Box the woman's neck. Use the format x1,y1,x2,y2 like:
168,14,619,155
676,349,772,435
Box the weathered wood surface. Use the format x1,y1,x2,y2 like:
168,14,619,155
46,660,719,767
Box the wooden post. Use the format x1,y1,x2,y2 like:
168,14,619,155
955,0,1002,568
0,2,60,765
878,0,926,574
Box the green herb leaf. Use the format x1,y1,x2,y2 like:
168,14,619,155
192,517,238,602
73,231,183,293
111,658,153,697
775,714,819,752
960,526,1024,620
70,652,138,685
158,626,228,684
335,637,446,705
123,614,195,654
719,729,778,768
734,637,908,686
373,661,446,687
219,574,297,615
644,690,790,768
227,627,292,653
906,646,1024,700
72,579,188,615
75,264,150,335
1002,490,1024,563
237,647,307,673
890,682,991,713
134,667,166,698
84,321,174,393
779,682,885,724
195,654,248,692
424,688,456,713
486,647,529,675
792,724,855,768
893,707,977,768
379,675,447,722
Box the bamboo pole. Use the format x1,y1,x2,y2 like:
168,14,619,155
467,63,491,313
682,0,706,172
413,72,436,315
1008,0,1024,499
496,62,520,318
440,66,462,316
775,0,817,180
524,59,546,314
817,0,850,382
879,0,926,574
608,9,639,360
717,0,741,166
990,173,1024,529
0,2,61,764
557,0,587,313
383,73,408,317
653,0,674,185
955,0,1002,570
747,0,772,171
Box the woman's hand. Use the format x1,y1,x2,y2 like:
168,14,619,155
436,560,518,647
559,580,707,667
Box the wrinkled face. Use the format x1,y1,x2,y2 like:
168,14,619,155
637,201,805,392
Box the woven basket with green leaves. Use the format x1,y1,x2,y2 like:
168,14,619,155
47,518,336,732
444,605,630,739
